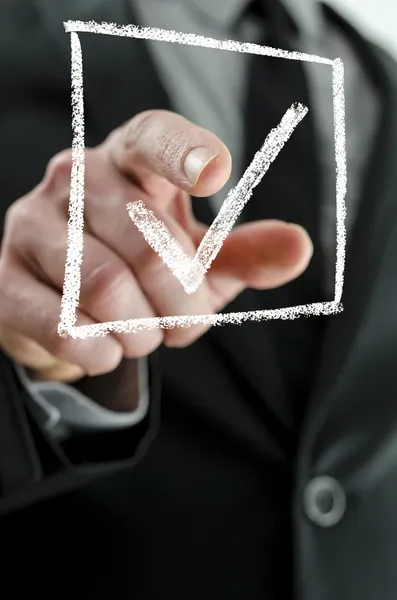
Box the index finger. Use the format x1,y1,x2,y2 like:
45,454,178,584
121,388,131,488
105,109,232,198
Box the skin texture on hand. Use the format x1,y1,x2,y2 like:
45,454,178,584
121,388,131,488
0,109,312,386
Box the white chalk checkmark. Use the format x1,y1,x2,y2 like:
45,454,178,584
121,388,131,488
126,102,308,295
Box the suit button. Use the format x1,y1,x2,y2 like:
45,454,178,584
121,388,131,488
303,475,346,527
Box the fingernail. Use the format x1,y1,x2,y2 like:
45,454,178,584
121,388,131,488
183,147,218,186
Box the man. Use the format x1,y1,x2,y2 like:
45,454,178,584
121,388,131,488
0,0,396,598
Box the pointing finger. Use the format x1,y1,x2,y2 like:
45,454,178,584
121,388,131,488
194,220,314,310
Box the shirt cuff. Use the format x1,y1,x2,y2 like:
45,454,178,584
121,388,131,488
13,359,149,438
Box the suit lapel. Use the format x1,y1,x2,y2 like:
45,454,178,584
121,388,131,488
302,6,397,430
35,0,291,425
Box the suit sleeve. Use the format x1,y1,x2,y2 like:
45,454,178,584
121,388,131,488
0,348,161,516
0,0,162,515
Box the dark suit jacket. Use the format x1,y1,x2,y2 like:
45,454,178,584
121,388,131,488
1,1,397,599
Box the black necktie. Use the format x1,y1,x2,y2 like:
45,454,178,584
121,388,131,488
242,0,326,423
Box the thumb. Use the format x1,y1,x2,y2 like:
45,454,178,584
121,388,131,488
193,220,313,309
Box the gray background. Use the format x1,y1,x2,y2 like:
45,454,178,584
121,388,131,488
330,0,397,57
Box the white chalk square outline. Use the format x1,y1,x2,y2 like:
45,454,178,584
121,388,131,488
58,20,347,340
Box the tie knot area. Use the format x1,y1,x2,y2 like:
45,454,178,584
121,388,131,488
248,0,299,47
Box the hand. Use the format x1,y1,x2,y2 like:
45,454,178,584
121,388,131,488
0,110,312,383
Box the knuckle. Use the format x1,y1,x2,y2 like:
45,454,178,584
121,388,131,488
127,110,158,139
136,242,168,282
46,150,73,178
3,196,46,253
124,330,163,359
44,321,71,360
83,148,106,191
123,110,158,155
81,260,131,312
164,329,199,348
3,197,28,232
47,327,86,368
8,196,34,226
42,149,73,196
144,332,164,355
49,323,114,373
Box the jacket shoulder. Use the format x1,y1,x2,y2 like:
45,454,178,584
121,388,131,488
0,0,68,108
